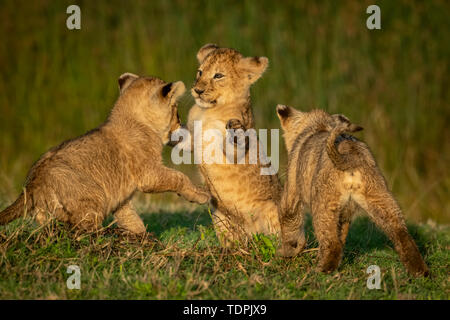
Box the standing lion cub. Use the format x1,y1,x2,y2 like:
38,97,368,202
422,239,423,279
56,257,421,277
276,104,429,277
184,44,282,245
0,74,209,233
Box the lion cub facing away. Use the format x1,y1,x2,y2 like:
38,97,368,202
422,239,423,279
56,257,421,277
276,105,428,277
0,74,209,233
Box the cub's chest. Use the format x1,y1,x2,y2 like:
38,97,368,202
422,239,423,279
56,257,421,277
188,105,242,133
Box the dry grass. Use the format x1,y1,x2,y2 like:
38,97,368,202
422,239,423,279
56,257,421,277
0,0,448,223
0,199,448,299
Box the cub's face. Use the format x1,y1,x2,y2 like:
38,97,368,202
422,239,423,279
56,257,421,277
192,44,269,108
117,73,185,144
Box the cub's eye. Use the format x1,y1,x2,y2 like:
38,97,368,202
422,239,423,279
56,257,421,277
213,73,224,79
197,70,203,77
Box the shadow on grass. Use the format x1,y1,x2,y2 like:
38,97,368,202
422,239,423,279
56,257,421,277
302,214,429,263
141,209,212,236
138,209,428,261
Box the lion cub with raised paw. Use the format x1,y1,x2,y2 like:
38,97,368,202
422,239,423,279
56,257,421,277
0,73,209,234
184,44,281,245
276,104,429,277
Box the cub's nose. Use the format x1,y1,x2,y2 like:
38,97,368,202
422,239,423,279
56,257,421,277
194,88,204,95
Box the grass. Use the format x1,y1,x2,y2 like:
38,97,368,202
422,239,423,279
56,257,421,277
0,0,448,223
0,201,448,299
0,0,448,300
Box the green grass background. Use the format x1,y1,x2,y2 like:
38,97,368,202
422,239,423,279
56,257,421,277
0,0,449,300
0,0,448,223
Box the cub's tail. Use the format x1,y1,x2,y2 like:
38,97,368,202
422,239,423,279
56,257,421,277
326,115,364,171
0,192,29,225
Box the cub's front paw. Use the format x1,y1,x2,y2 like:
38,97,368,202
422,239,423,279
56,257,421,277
316,259,340,274
226,118,245,130
225,119,248,151
194,188,211,205
277,240,303,257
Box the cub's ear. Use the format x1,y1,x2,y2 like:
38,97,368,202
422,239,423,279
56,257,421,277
238,56,269,84
197,43,219,64
276,104,292,119
161,81,186,99
332,114,350,124
118,72,139,93
348,123,363,132
332,114,363,132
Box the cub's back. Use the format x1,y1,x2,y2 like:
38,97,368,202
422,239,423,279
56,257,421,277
290,131,329,200
25,127,128,194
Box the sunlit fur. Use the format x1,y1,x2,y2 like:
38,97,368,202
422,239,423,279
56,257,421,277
186,44,281,245
0,74,209,233
277,105,429,277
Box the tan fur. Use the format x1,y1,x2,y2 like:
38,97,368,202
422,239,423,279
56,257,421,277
186,44,281,245
276,105,429,277
0,74,209,233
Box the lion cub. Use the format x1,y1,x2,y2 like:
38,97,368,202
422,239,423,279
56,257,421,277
0,73,209,233
184,44,281,245
276,105,429,277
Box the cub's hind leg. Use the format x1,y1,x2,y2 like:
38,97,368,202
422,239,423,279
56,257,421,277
33,193,71,226
114,200,146,234
358,178,429,276
72,210,103,232
338,201,357,247
64,199,105,233
311,194,344,273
